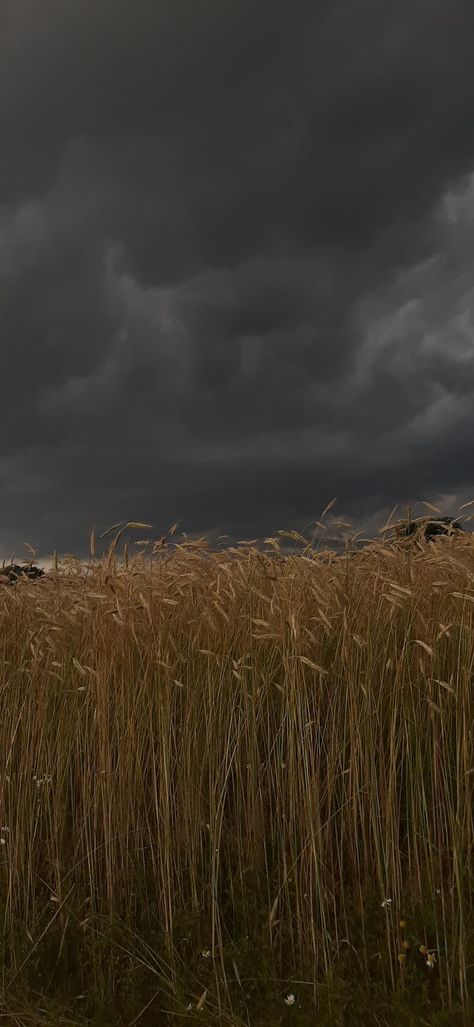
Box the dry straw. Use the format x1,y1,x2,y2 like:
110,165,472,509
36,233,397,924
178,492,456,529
0,507,473,1013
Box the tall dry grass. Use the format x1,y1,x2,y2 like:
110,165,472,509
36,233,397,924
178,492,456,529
1,519,474,1019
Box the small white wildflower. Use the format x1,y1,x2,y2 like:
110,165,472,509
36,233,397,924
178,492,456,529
426,951,437,969
0,838,5,846
285,993,295,1005
381,897,392,909
201,950,211,959
35,775,52,787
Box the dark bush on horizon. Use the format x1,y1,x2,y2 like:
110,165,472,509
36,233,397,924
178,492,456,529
0,563,45,584
392,515,464,541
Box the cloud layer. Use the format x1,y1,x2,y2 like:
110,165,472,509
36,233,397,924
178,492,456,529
1,0,474,562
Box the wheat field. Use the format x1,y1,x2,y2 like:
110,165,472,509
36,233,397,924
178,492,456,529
1,513,474,1025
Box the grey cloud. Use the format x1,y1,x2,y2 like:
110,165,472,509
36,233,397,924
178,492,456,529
1,1,474,561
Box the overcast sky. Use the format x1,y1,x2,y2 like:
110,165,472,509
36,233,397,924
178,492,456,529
1,0,474,567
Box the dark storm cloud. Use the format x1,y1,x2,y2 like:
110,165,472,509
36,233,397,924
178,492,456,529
1,0,474,563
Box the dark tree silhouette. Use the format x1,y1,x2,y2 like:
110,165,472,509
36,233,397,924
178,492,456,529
393,516,464,543
0,563,45,584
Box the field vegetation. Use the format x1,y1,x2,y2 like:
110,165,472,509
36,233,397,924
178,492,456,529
1,507,474,1025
